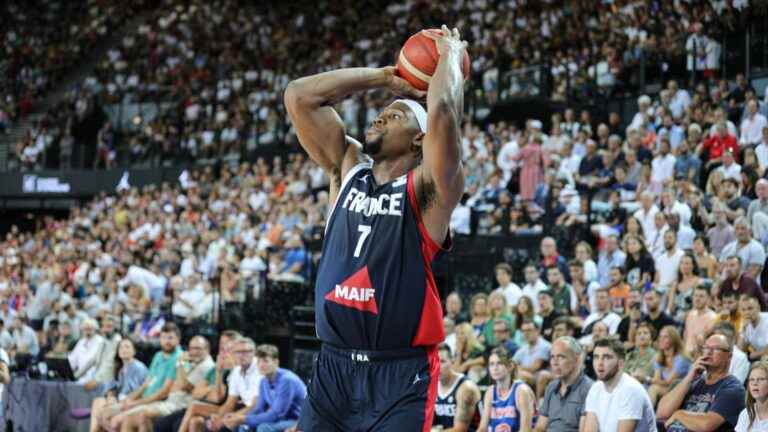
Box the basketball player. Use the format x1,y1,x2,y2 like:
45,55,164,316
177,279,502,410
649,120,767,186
477,347,537,432
284,25,467,431
432,344,482,431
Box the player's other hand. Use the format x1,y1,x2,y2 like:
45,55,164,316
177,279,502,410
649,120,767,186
421,25,468,56
381,66,426,101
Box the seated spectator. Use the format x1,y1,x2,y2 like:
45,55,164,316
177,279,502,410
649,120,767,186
716,255,767,311
68,318,105,383
512,296,543,346
734,361,768,432
494,262,522,308
445,292,468,325
190,337,263,432
739,295,768,362
710,322,750,384
223,344,306,432
9,314,39,359
639,288,676,337
481,291,515,347
584,338,657,432
102,323,182,431
468,294,490,337
648,325,691,406
683,285,718,354
667,253,702,322
120,335,215,432
478,347,537,431
521,263,548,313
433,344,482,432
720,217,766,283
623,322,657,386
536,336,593,432
546,266,578,317
580,289,621,345
154,330,240,432
90,339,148,432
658,334,746,431
513,319,551,387
536,291,562,342
452,323,486,383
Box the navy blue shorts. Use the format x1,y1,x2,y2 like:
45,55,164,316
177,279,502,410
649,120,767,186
297,344,439,432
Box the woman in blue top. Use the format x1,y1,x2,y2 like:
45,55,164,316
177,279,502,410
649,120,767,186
648,325,691,406
478,346,536,432
89,338,148,432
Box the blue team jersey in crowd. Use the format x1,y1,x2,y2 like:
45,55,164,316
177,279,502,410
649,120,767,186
489,381,534,432
314,162,450,350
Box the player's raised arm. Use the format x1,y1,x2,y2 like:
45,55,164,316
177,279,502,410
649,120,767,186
284,68,425,176
420,25,467,208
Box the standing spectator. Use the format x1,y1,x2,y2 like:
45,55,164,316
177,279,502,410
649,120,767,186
584,338,657,432
478,346,537,432
536,336,593,432
432,344,482,432
734,361,768,432
739,295,768,362
513,135,547,201
658,334,746,431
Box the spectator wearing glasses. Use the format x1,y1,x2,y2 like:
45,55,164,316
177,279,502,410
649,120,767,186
195,337,263,432
658,333,745,431
735,361,768,432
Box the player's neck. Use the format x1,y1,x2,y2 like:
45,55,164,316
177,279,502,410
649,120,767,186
372,157,416,184
439,371,460,388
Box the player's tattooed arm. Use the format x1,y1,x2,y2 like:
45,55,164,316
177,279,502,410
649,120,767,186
451,381,481,431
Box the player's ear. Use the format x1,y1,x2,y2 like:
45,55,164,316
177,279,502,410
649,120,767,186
411,132,425,154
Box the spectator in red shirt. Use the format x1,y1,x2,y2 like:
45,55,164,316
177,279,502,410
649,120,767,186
699,122,739,169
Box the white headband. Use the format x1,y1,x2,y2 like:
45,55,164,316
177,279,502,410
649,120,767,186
394,99,427,133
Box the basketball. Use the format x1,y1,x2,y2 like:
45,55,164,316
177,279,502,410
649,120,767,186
396,29,471,91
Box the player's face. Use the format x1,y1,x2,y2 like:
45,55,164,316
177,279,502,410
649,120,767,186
593,347,621,382
364,103,420,158
439,350,453,376
488,354,513,382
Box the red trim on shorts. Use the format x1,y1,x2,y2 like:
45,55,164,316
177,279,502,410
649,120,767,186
422,345,440,432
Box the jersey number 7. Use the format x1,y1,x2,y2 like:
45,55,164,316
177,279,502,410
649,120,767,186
354,225,371,258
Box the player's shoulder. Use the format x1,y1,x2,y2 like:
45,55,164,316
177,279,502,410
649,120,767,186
340,136,371,176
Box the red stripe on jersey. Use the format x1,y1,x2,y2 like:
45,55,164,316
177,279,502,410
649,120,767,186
422,345,440,432
406,171,450,347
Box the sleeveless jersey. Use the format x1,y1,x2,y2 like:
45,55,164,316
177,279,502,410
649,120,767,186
434,375,479,431
314,162,450,350
489,381,535,432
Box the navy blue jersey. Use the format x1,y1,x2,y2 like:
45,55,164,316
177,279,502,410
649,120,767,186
315,162,450,350
434,375,479,431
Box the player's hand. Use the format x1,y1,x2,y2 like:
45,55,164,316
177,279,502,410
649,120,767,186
381,66,426,100
421,25,468,56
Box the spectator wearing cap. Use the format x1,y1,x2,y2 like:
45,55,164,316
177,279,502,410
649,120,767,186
68,318,105,383
720,217,767,283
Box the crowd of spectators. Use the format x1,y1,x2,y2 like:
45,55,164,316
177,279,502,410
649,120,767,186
6,0,750,170
0,0,144,134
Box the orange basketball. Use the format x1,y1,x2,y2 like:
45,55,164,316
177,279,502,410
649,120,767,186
395,29,471,91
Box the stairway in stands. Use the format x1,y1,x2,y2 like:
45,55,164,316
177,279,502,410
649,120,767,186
0,12,150,171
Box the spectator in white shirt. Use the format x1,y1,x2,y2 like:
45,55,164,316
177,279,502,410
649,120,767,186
755,127,768,172
172,277,209,321
9,315,39,358
717,149,742,181
69,318,106,383
186,337,263,431
495,263,522,307
651,138,676,189
655,230,684,293
522,263,548,313
667,81,691,120
740,100,768,147
633,191,660,241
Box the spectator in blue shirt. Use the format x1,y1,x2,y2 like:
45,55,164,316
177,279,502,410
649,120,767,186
223,344,306,432
269,235,309,283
